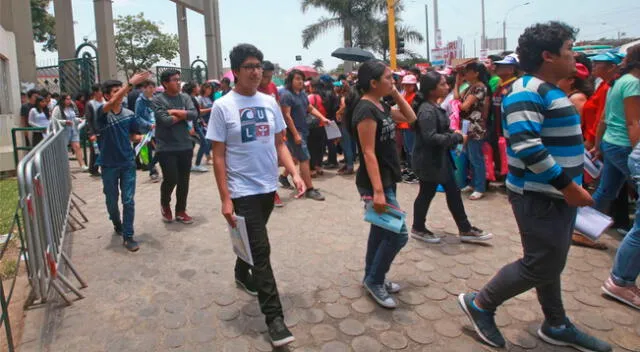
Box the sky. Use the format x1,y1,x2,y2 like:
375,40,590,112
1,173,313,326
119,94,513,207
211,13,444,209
35,0,640,72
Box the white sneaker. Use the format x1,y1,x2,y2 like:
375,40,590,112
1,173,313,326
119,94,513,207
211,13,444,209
460,186,474,193
469,191,484,200
191,165,209,173
81,165,89,172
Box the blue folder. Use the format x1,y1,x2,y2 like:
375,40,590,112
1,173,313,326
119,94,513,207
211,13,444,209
363,201,407,234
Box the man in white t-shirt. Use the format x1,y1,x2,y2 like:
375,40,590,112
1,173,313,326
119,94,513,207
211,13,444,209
207,44,304,348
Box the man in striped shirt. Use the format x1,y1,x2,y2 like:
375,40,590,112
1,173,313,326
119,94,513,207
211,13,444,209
458,22,612,352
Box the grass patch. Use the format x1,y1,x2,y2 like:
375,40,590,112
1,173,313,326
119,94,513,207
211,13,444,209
0,259,17,280
0,178,19,233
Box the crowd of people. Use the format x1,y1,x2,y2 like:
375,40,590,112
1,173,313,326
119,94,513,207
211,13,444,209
17,19,640,350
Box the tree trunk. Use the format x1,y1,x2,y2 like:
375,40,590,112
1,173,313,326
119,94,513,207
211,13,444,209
343,23,353,74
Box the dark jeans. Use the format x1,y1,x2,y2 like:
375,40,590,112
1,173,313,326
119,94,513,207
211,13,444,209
358,185,408,285
308,127,327,169
101,166,136,238
157,149,192,212
195,126,211,166
476,191,577,327
413,167,472,233
326,138,338,165
88,140,99,174
232,192,283,324
593,140,631,213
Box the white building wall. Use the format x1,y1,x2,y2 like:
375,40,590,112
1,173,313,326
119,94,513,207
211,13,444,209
0,24,21,172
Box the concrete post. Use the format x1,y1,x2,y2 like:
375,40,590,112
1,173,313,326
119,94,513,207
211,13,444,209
53,0,76,60
9,0,37,88
176,4,190,69
204,0,222,79
93,0,118,80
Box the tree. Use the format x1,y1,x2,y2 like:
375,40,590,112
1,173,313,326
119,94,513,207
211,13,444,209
114,13,179,79
312,59,324,71
31,0,56,51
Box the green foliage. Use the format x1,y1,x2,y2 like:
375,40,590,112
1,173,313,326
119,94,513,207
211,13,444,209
0,259,17,281
114,13,179,78
31,0,56,52
312,59,324,71
0,178,19,233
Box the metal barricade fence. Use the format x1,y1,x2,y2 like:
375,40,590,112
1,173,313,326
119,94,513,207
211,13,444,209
17,120,87,305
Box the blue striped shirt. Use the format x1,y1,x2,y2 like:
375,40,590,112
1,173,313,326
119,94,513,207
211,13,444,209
502,75,583,198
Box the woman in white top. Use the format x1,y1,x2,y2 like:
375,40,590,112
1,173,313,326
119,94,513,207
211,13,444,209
28,95,50,146
52,93,88,171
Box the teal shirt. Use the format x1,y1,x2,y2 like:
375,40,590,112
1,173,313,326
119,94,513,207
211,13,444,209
603,74,640,147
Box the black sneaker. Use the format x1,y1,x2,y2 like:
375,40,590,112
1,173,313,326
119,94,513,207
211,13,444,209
364,281,397,308
411,228,441,243
305,188,325,201
235,275,258,296
324,162,339,170
268,316,295,347
460,226,493,242
123,238,140,252
279,175,293,189
457,293,505,348
538,317,612,352
114,222,123,236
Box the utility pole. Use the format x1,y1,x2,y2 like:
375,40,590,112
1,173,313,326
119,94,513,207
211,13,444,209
433,0,439,44
425,4,430,61
503,20,507,51
387,0,397,70
481,0,486,50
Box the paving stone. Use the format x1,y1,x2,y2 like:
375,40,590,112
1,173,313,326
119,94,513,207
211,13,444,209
365,316,392,331
339,318,366,336
416,304,444,321
284,310,300,328
439,299,465,316
189,326,217,344
506,306,537,322
611,328,640,351
408,278,430,287
351,335,383,352
293,293,316,308
321,341,349,352
219,318,246,338
586,256,610,268
165,300,188,314
397,290,427,305
310,324,337,342
443,279,468,296
434,319,462,338
214,293,236,306
380,331,408,350
514,290,536,302
151,292,172,305
495,309,512,327
217,306,240,321
301,308,325,323
351,297,376,313
415,261,436,272
340,285,363,299
324,303,350,319
178,269,197,280
429,271,452,283
470,264,494,276
241,302,261,317
190,310,214,327
317,289,340,303
165,331,186,348
392,309,420,325
603,309,636,326
406,325,435,344
573,291,605,307
138,306,159,318
424,287,448,301
251,334,272,352
465,278,486,291
222,338,250,352
163,313,188,329
247,317,269,333
576,312,614,331
504,329,537,349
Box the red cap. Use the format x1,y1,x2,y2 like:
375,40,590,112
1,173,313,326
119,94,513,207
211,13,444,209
575,63,589,80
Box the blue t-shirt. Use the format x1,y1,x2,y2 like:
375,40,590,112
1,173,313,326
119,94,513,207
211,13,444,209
279,89,309,134
603,73,640,147
206,90,287,199
96,106,151,168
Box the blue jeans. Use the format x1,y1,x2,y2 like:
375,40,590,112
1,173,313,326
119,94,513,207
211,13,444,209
610,153,640,286
402,130,415,169
340,125,354,168
593,141,632,213
466,139,486,192
101,166,136,238
358,185,408,285
195,125,211,166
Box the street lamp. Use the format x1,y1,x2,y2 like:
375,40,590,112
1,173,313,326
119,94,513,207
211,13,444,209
503,2,530,51
601,22,623,40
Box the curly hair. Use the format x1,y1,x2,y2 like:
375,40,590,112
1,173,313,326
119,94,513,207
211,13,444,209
516,21,578,73
229,43,264,71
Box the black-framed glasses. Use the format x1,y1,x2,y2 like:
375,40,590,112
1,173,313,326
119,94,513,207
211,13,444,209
240,63,263,71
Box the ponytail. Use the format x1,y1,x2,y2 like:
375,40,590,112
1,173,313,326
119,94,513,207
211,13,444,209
344,86,363,136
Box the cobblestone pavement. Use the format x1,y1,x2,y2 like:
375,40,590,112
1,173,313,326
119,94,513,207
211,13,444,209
19,164,640,351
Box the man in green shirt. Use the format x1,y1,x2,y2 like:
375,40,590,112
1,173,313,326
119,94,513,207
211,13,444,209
485,55,503,93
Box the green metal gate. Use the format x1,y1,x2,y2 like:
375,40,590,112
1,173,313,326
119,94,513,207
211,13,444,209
156,57,208,86
35,42,99,95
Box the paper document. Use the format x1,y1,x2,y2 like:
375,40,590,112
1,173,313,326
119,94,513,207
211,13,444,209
228,215,254,266
461,120,470,135
134,131,154,157
583,149,603,178
575,206,613,241
324,121,342,140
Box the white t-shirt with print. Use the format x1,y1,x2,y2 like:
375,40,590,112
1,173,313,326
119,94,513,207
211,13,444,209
206,90,287,199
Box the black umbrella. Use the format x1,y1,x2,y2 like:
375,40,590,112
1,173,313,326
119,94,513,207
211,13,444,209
331,47,375,62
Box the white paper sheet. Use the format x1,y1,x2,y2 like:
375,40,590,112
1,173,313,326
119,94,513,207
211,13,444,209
134,131,154,157
324,121,342,140
228,215,254,266
575,206,613,241
583,149,604,178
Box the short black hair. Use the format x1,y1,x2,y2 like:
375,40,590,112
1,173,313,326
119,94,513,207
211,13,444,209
516,21,578,73
102,80,123,96
39,89,50,97
51,92,60,99
409,67,421,77
337,74,347,81
160,69,181,84
20,92,26,97
229,43,264,71
141,79,156,88
182,81,198,95
91,83,101,93
221,77,231,85
27,89,39,98
262,60,275,71
488,55,503,63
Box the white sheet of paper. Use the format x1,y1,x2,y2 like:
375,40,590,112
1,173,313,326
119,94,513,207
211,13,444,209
583,149,603,178
575,206,613,241
228,215,254,266
134,131,154,156
324,121,342,140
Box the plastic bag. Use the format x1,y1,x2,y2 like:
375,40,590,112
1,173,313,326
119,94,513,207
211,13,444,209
482,142,496,182
498,137,508,176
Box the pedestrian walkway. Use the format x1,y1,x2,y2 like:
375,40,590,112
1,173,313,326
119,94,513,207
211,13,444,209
18,165,640,351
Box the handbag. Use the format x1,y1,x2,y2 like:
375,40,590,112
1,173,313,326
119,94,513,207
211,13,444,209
305,114,320,128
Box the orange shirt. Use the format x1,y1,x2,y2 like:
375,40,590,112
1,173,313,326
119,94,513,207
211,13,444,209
397,92,415,129
581,81,610,144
